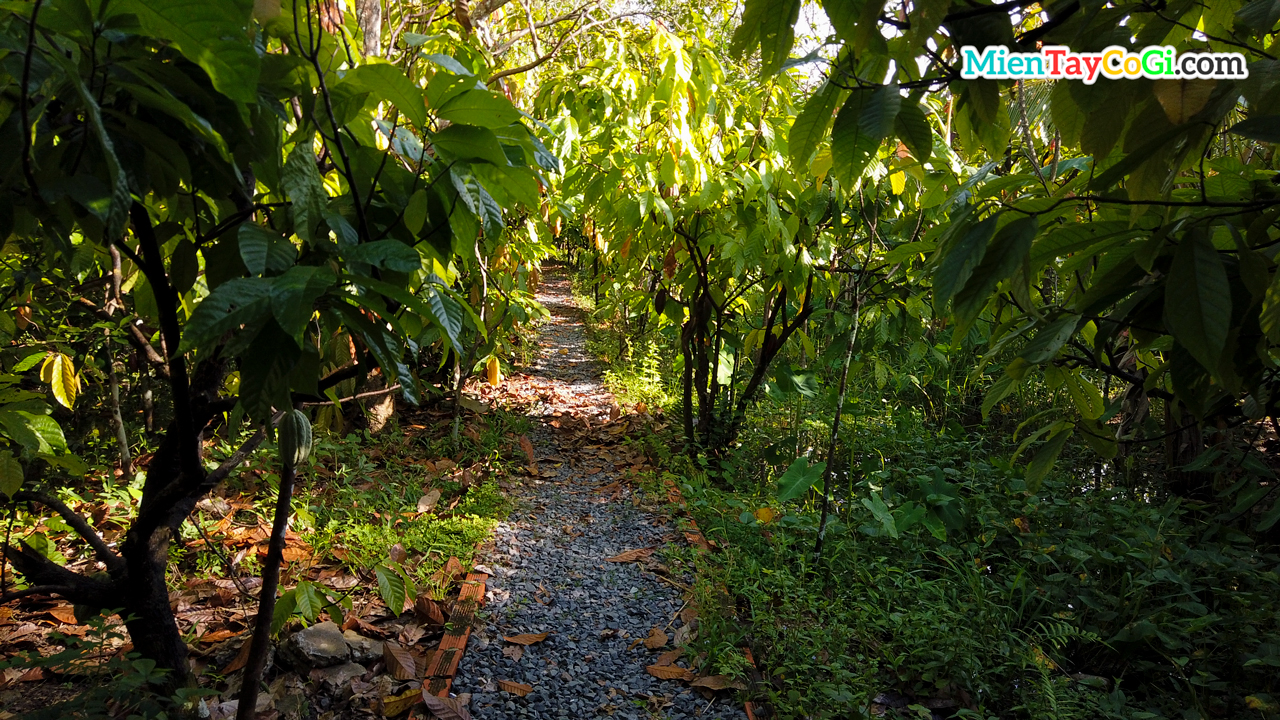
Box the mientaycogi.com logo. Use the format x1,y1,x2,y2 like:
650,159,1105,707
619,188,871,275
960,45,1249,84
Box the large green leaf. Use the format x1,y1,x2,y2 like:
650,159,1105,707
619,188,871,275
1165,233,1231,373
934,214,998,309
860,84,902,140
437,89,522,129
830,90,879,184
271,266,336,343
347,240,423,272
0,450,22,498
0,411,68,456
451,165,504,235
894,101,933,163
1260,265,1280,343
238,321,300,423
951,216,1037,327
181,277,274,352
431,125,510,166
777,457,826,502
861,492,898,538
283,141,328,244
115,0,260,105
1026,426,1073,492
343,62,428,129
1229,114,1280,143
732,0,802,75
789,81,846,170
1019,315,1081,364
239,224,297,276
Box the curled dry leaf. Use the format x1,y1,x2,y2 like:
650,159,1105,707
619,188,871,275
497,679,533,697
643,627,668,650
690,675,747,691
502,644,524,662
605,548,654,563
383,641,416,680
519,435,536,465
421,693,472,720
502,632,549,645
414,596,446,626
678,606,698,625
646,664,694,681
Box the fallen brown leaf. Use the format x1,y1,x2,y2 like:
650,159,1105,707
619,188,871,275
497,680,533,697
417,489,442,512
46,606,78,625
519,435,536,465
679,606,698,625
389,543,408,564
643,627,668,650
605,548,653,563
654,648,684,667
645,665,694,681
502,644,524,662
383,641,416,680
222,640,252,674
503,632,549,645
421,693,471,720
414,596,446,626
690,675,747,691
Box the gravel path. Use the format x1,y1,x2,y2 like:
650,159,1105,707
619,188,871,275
453,269,747,720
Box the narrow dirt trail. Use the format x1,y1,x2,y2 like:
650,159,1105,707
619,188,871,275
453,268,746,720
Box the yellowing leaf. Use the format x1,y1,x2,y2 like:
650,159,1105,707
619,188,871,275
889,171,906,195
41,353,79,409
1152,79,1216,125
486,356,501,386
753,507,777,524
381,687,421,716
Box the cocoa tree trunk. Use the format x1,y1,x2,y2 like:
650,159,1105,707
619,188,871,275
237,455,299,720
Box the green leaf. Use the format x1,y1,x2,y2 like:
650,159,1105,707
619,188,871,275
347,240,423,272
1229,114,1280,143
861,492,898,538
1019,315,1080,364
182,277,274,352
294,581,322,623
1026,426,1072,492
170,238,199,293
425,284,464,351
238,321,300,423
952,215,1037,326
0,450,22,498
375,563,406,615
333,304,420,404
271,266,335,343
1164,233,1231,373
894,101,933,163
423,53,472,76
0,411,67,456
1260,266,1280,343
432,125,510,166
860,84,902,140
1064,372,1105,420
732,0,802,75
342,62,428,129
451,166,504,235
437,89,522,129
1259,496,1280,531
473,164,540,208
239,224,297,276
981,372,1018,419
115,0,260,105
921,510,947,541
271,588,298,635
283,141,328,244
934,214,998,309
831,90,879,184
1236,0,1280,31
777,457,826,502
789,81,846,170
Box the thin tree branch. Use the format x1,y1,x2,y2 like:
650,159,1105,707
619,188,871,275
11,491,125,574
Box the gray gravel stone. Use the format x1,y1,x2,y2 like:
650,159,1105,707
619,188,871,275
452,270,745,720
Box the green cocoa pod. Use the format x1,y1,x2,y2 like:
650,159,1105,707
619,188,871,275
278,409,312,468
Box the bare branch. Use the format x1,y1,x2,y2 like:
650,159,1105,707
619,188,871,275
12,491,125,574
